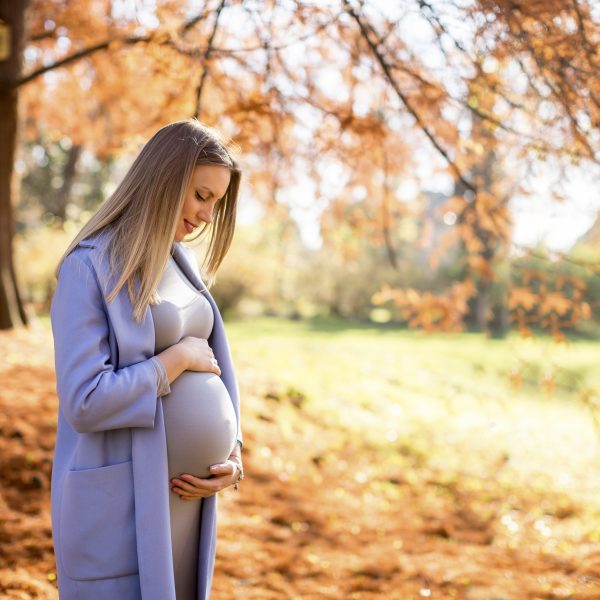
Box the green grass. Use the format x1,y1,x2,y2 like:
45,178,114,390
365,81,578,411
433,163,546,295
227,316,600,508
36,310,600,508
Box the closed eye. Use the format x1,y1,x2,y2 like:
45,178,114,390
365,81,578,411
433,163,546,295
195,191,206,201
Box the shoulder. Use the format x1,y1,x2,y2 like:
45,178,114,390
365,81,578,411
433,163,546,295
59,246,94,276
78,228,110,250
58,244,106,293
54,251,102,304
59,229,112,280
51,247,103,319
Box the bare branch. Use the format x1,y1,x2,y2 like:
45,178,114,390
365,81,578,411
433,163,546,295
16,35,150,88
18,8,344,89
193,0,227,119
342,0,477,192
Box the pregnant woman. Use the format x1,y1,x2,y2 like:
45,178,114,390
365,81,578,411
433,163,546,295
50,118,244,600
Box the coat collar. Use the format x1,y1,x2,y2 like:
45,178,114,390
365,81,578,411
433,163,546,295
170,243,210,294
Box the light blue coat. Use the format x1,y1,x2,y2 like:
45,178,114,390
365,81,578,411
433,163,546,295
50,228,243,599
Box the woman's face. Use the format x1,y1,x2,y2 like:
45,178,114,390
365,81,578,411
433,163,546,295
174,164,231,242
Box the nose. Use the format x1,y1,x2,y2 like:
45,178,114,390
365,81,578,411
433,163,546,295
198,205,215,224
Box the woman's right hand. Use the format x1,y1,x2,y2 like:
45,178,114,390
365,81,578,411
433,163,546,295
178,336,221,375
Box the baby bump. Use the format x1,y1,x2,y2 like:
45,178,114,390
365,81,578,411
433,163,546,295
162,371,237,479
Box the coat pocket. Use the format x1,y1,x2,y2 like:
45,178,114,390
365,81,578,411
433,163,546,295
60,459,139,581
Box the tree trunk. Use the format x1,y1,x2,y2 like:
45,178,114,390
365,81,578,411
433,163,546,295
489,258,510,339
0,1,29,329
53,143,82,222
489,292,510,339
475,277,491,332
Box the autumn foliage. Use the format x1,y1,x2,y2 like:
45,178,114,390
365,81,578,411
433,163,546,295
0,0,596,336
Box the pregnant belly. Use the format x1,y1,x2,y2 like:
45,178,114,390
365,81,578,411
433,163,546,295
162,371,237,479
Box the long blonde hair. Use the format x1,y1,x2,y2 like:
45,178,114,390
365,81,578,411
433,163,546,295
55,118,242,323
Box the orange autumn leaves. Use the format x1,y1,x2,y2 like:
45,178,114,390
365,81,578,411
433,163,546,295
372,191,592,338
373,280,477,333
18,0,600,341
510,272,591,341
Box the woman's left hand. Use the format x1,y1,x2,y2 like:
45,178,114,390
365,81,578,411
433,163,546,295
171,457,242,500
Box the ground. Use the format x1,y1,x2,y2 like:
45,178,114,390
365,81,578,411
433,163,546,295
1,318,600,599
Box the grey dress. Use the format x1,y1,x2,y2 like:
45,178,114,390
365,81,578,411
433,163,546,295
150,253,238,600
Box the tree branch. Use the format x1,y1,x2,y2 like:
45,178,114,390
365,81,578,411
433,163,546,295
342,0,477,193
193,0,227,119
15,35,151,88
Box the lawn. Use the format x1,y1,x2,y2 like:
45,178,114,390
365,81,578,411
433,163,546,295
228,317,600,509
2,316,600,599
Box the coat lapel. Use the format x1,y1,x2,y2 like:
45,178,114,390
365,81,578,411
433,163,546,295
171,242,208,293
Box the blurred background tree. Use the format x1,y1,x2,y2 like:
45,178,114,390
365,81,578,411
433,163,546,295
0,0,598,338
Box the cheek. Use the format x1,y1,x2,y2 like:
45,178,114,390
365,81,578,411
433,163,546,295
185,197,198,216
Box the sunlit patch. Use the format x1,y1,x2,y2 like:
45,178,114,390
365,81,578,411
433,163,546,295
534,518,552,537
390,403,403,416
501,513,520,533
354,471,367,483
259,446,272,458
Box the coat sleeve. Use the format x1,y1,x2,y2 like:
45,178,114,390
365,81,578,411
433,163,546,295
50,249,160,434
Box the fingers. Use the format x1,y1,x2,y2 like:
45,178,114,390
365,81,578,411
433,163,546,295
209,461,236,476
177,473,216,491
171,464,238,498
171,472,221,499
180,337,221,375
207,350,221,374
171,477,206,499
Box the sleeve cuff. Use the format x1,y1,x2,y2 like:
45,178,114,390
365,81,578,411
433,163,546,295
150,356,171,397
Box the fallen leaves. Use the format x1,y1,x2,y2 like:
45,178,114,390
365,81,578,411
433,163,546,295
2,325,600,598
